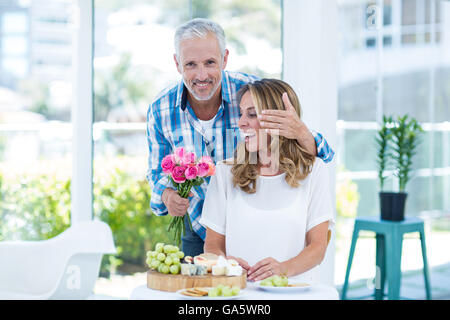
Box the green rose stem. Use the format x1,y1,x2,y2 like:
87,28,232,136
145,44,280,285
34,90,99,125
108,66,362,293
167,179,194,247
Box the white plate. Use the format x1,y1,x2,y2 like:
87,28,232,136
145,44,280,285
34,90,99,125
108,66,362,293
176,287,246,300
257,282,312,293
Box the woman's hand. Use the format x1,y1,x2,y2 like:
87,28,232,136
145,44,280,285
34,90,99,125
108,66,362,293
226,256,251,272
247,257,286,281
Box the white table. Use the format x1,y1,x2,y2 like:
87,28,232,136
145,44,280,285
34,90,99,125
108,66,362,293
130,281,340,300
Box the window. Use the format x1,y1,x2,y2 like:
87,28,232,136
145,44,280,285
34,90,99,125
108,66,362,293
1,11,28,33
337,0,449,219
335,0,450,286
0,0,75,241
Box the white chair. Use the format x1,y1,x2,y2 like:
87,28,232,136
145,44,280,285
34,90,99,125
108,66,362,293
0,220,116,300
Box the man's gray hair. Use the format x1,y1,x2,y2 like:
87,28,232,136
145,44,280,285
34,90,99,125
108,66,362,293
174,18,226,62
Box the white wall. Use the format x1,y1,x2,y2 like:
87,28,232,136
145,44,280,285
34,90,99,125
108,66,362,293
283,0,338,286
71,0,94,224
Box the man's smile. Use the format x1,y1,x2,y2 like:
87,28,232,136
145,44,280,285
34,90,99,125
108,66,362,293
193,80,213,88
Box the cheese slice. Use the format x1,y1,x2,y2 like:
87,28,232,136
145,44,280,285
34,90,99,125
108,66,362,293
212,265,226,276
225,265,243,276
193,253,218,272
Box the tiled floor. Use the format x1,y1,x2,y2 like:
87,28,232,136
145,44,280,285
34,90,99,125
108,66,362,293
336,262,450,300
333,219,450,300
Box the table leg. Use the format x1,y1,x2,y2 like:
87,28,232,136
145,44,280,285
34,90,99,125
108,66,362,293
419,226,432,300
342,226,360,300
375,234,386,300
385,231,403,300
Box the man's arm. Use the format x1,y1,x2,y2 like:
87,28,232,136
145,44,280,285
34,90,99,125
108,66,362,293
292,120,335,163
311,130,335,163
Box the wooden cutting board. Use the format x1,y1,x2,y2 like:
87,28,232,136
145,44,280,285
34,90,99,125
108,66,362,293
147,270,247,292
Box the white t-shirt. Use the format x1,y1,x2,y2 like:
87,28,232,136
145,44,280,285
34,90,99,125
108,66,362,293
199,159,335,281
198,117,215,143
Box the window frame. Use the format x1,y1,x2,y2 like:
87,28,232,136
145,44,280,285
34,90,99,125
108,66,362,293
71,0,94,224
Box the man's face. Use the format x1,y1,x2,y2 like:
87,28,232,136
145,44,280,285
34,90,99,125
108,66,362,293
175,32,228,102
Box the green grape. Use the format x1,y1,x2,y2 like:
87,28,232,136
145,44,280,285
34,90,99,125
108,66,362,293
221,286,232,297
161,265,170,274
169,264,180,275
163,244,173,254
231,286,240,296
170,256,180,265
260,279,274,287
280,276,289,287
150,251,158,258
157,264,164,273
272,275,284,287
176,251,184,259
150,260,161,270
208,288,219,297
146,251,152,258
172,245,180,253
146,257,152,267
157,252,166,261
216,284,224,295
155,243,164,253
164,256,173,266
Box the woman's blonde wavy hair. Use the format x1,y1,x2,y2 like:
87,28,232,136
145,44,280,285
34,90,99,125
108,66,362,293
228,79,315,194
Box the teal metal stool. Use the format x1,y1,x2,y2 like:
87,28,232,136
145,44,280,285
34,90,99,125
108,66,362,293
341,216,432,300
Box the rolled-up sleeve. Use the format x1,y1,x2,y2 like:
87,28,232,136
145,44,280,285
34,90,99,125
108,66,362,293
146,101,173,216
312,130,335,163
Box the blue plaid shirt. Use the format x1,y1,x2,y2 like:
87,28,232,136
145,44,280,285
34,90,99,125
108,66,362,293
146,71,335,240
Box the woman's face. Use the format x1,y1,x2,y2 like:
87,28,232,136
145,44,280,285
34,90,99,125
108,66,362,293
238,91,263,153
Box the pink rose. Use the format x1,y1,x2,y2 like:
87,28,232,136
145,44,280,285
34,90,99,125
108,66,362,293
180,152,195,166
197,156,215,176
207,162,216,176
185,165,198,180
172,165,186,183
188,152,196,164
174,147,185,163
161,155,175,174
198,156,214,165
197,162,210,177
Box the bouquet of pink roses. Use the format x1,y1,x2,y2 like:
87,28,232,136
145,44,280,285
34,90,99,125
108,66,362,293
161,147,216,246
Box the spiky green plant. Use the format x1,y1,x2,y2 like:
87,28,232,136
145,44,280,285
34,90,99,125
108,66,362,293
375,115,393,191
376,115,423,193
390,115,423,192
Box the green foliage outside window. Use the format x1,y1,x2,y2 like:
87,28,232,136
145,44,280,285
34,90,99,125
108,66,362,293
0,158,171,277
336,166,360,219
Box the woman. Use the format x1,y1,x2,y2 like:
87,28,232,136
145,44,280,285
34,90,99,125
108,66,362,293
199,79,334,282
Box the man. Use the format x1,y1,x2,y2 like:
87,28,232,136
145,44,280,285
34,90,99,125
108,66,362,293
146,18,334,257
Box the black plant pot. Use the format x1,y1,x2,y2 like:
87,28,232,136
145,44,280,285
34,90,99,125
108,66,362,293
379,192,408,221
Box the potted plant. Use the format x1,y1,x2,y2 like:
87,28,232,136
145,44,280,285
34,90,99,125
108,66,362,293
376,115,423,221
